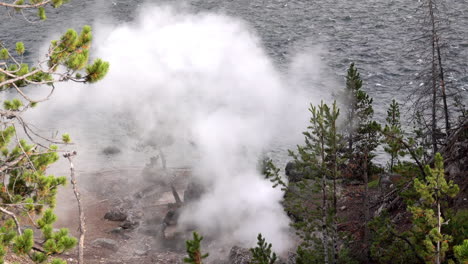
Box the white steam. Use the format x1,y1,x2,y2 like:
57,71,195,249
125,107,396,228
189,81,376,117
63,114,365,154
25,4,337,253
93,6,292,251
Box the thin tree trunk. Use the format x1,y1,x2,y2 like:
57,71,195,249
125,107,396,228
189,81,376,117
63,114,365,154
64,152,85,264
437,200,441,264
436,165,441,264
429,0,438,154
321,129,329,264
331,111,338,264
363,151,370,264
436,41,450,135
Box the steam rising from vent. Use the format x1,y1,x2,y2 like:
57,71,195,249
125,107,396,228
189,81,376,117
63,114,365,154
27,4,336,253
93,6,294,251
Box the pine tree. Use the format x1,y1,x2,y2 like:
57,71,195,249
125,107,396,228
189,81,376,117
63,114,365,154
250,233,278,264
382,99,406,172
0,2,109,263
288,100,344,264
343,63,362,154
324,101,344,264
408,153,459,264
342,63,380,261
342,63,379,179
184,232,209,264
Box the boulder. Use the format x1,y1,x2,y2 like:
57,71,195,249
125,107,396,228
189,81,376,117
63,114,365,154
120,219,140,230
163,207,181,226
378,173,402,193
285,161,314,183
91,238,119,251
102,146,121,155
104,208,128,222
183,181,205,203
228,246,252,264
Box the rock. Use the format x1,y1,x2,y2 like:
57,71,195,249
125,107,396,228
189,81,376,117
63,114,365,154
163,207,181,226
228,246,252,264
340,206,347,211
109,227,131,239
378,173,401,193
134,249,148,256
102,146,121,155
120,219,140,230
183,181,205,203
104,208,128,222
285,161,303,183
91,238,119,251
285,161,314,183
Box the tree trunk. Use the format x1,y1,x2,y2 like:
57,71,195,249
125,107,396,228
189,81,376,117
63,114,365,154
321,133,329,264
363,151,370,264
429,0,438,154
436,42,450,136
65,152,85,264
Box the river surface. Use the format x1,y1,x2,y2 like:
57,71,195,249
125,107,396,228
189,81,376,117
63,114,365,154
1,0,467,170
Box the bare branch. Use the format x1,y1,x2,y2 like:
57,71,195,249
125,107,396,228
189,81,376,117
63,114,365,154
0,206,22,235
0,1,51,9
63,151,85,264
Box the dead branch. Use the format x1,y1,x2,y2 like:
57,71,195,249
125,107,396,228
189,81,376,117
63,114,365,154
0,1,51,9
0,206,22,235
0,146,36,173
171,184,183,206
63,151,85,264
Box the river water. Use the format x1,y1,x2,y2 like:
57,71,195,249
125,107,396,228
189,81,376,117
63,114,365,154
1,0,467,170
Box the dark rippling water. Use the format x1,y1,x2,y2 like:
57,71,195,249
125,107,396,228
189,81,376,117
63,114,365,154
1,0,467,168
2,0,467,112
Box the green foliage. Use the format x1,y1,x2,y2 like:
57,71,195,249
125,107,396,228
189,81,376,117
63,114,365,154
382,99,407,172
408,153,459,263
0,126,74,263
444,209,468,246
42,228,76,254
0,49,8,60
453,240,468,263
1,26,109,91
4,99,23,111
342,63,380,179
85,59,110,83
48,259,67,264
184,232,208,264
61,133,71,143
0,3,108,263
368,179,379,188
261,157,286,190
369,214,420,264
12,229,34,255
250,234,277,264
288,100,345,262
15,42,25,55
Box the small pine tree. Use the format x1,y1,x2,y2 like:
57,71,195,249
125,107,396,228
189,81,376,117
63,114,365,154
383,99,406,172
250,233,277,264
342,63,380,179
408,153,459,264
454,239,468,264
184,232,209,264
343,62,363,154
288,100,345,264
